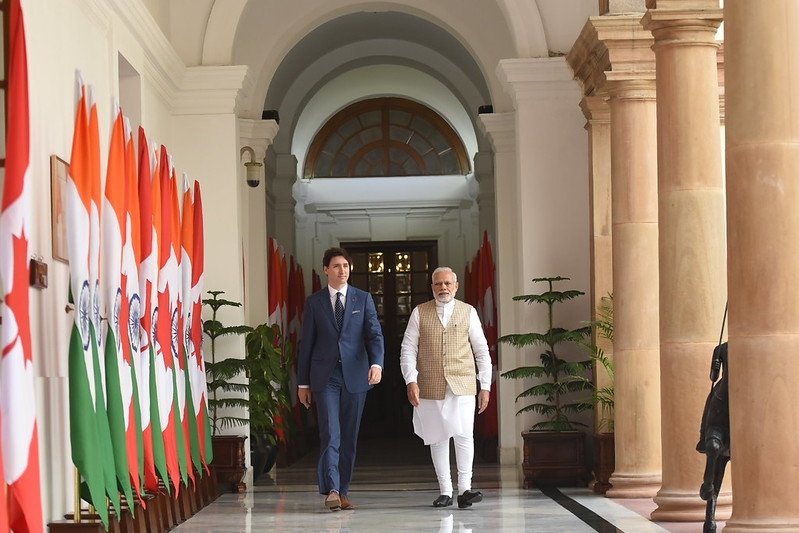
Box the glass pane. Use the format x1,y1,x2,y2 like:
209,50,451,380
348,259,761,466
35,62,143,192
368,252,384,273
337,117,361,139
395,273,410,294
360,125,381,144
389,109,412,127
373,294,384,316
332,154,348,176
359,110,381,128
412,293,428,308
396,294,411,315
412,272,428,293
369,274,384,295
321,133,344,156
395,252,410,272
412,251,428,271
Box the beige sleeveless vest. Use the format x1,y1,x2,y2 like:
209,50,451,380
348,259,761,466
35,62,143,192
415,300,478,400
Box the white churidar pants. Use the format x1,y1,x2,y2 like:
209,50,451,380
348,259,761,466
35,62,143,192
413,386,476,496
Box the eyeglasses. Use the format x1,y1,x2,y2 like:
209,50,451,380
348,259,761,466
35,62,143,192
433,281,456,288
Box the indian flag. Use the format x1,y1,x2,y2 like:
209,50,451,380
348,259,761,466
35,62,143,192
155,146,182,493
180,178,202,478
65,78,111,528
101,106,135,508
141,141,169,491
191,182,213,467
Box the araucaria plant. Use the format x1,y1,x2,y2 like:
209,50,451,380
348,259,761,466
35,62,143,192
202,290,254,433
499,276,593,431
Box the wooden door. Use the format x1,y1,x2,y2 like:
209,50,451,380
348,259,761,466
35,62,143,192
343,241,437,439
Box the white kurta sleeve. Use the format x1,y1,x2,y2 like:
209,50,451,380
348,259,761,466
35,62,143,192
468,307,492,391
400,306,422,384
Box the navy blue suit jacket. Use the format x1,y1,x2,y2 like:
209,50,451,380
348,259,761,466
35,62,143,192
297,286,384,393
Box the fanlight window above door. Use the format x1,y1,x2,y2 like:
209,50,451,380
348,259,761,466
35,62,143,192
304,97,470,178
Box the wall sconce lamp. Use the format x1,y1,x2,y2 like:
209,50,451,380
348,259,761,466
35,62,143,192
240,146,263,188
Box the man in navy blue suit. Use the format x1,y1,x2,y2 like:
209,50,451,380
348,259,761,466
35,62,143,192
297,247,384,511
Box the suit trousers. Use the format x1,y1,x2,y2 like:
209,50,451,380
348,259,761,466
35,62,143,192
315,363,367,495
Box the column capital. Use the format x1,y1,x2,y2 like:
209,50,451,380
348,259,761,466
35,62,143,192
174,65,251,115
642,1,722,47
496,57,581,106
238,118,279,156
580,95,611,124
568,15,655,97
477,112,516,154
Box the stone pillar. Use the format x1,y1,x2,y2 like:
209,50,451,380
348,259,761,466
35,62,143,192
238,118,279,326
474,150,496,242
477,111,519,466
579,95,614,430
642,0,730,521
724,1,799,531
605,76,662,499
269,153,298,253
569,15,663,498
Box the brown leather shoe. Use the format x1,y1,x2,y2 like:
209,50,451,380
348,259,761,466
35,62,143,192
340,494,355,510
325,491,341,511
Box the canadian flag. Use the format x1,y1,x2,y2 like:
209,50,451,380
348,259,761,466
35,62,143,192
0,0,43,531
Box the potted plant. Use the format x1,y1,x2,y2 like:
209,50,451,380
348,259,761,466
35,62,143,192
245,322,292,479
202,291,289,490
498,276,593,488
582,294,615,494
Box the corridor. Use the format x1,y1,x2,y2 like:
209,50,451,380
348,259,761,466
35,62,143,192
174,440,712,532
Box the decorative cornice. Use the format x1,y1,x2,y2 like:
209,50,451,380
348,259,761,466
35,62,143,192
497,58,580,105
173,66,250,115
568,15,655,96
107,0,184,107
477,112,516,153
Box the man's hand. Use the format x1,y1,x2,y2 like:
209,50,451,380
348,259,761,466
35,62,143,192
406,382,420,407
368,366,382,385
477,390,490,414
298,388,312,409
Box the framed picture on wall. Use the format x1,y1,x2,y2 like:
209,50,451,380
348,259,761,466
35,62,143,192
50,155,69,263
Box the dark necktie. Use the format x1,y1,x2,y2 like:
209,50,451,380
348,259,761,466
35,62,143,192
335,292,344,331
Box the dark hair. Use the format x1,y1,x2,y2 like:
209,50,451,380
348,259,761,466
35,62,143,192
323,247,351,267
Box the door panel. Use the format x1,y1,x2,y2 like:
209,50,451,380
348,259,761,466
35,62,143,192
344,240,437,439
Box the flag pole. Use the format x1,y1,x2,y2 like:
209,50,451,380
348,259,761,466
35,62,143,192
73,468,81,524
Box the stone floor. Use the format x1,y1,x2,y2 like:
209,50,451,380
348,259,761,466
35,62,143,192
175,438,718,532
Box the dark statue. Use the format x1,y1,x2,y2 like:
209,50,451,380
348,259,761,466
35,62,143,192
696,341,730,533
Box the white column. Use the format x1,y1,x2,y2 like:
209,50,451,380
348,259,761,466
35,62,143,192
478,112,518,465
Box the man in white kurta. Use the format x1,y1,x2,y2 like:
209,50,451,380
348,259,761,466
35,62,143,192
400,267,492,509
